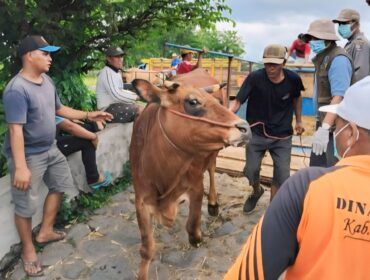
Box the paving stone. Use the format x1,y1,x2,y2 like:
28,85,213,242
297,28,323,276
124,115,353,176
214,222,236,237
89,254,134,280
161,247,207,269
110,201,135,217
66,224,91,243
60,258,87,279
78,239,122,263
157,231,174,244
111,192,130,203
93,206,110,216
87,215,123,234
105,223,141,247
148,260,171,280
40,243,75,266
235,230,249,245
203,256,233,273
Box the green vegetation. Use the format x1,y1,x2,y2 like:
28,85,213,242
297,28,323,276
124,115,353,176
0,0,246,177
57,162,132,225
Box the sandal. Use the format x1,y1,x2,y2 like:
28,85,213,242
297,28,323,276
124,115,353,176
89,171,112,190
35,230,66,247
21,257,44,277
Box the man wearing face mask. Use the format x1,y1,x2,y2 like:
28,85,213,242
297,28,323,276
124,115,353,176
333,9,370,82
224,77,370,280
303,19,355,168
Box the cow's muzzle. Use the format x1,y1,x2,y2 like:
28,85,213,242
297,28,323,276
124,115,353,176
234,121,252,146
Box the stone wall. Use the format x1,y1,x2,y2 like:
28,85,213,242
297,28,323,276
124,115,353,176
0,123,133,264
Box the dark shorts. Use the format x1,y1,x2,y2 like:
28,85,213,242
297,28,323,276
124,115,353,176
105,102,138,123
244,133,292,188
8,144,73,218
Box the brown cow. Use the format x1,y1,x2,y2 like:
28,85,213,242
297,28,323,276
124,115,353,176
122,68,166,85
130,79,251,280
172,68,228,216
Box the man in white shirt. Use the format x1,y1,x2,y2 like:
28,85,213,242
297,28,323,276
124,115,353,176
96,46,139,123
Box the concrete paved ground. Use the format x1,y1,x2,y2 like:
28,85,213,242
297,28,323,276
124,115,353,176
6,173,269,280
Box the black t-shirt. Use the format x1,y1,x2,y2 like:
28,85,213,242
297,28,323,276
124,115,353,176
236,68,304,137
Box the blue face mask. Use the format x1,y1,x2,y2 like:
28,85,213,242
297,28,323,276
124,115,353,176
338,24,352,39
309,40,326,54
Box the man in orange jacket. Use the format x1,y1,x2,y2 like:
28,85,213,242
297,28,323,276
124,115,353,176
225,76,370,280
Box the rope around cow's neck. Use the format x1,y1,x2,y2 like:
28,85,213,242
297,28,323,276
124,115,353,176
157,108,184,153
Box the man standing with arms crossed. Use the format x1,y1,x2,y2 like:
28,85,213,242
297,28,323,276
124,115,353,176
229,44,304,213
3,35,112,277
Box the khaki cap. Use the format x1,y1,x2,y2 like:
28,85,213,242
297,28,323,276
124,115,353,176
333,9,360,23
303,19,339,41
262,44,287,64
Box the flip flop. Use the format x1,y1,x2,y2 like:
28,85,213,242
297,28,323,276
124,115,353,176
89,171,112,190
21,256,44,277
34,230,66,247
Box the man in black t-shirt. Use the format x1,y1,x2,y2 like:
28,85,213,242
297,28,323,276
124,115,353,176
229,44,304,213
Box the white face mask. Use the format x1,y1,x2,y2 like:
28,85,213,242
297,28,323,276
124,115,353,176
333,123,359,159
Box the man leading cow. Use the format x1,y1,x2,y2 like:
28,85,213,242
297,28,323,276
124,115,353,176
229,44,304,213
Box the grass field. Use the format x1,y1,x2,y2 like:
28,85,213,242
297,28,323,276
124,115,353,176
83,73,97,89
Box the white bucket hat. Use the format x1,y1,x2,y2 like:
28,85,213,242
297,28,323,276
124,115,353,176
303,18,339,41
319,76,370,130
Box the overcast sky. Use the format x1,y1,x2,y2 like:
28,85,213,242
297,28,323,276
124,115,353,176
217,0,370,62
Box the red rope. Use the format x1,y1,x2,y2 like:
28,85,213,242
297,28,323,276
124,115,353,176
249,122,292,140
168,109,235,128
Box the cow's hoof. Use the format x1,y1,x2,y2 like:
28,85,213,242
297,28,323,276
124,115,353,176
189,235,203,248
208,203,219,216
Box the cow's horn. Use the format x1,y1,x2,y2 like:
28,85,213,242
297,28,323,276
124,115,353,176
202,84,221,93
164,81,180,92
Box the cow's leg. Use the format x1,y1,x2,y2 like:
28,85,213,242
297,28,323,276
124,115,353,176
186,181,204,247
135,199,155,280
207,157,219,216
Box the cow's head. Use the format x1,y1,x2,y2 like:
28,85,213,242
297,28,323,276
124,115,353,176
132,79,251,151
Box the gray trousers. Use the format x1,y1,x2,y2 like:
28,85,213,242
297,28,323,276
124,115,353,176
244,133,292,188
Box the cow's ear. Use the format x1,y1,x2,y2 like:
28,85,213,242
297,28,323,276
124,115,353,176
132,79,161,103
164,81,180,93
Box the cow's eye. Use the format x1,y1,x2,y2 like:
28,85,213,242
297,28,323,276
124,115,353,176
188,99,199,106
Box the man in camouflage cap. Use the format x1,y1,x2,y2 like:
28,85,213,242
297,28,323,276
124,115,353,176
333,8,370,82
